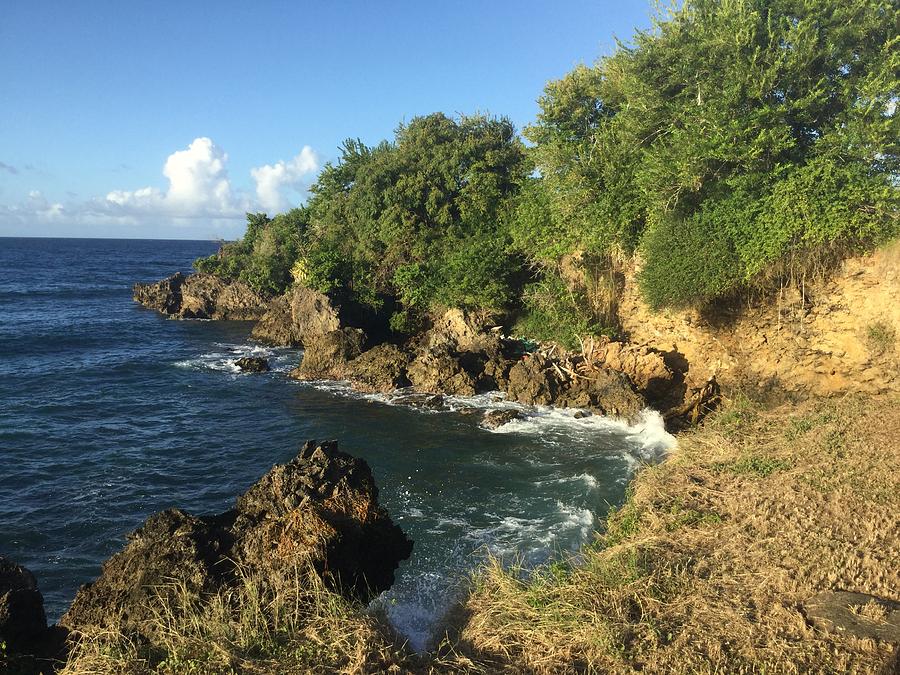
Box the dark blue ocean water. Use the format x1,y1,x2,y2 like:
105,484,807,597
0,237,672,648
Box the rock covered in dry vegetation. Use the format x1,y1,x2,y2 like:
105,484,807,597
452,394,900,673
133,272,268,320
60,441,412,638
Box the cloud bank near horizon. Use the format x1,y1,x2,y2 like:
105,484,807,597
0,138,321,238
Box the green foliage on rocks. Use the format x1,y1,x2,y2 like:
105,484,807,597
195,209,309,296
198,0,898,337
527,0,898,309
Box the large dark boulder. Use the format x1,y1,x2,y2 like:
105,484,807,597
343,344,412,393
0,557,47,652
133,272,267,320
291,328,367,380
250,286,341,347
0,557,67,673
60,441,412,638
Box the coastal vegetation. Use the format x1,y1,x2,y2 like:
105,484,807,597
9,0,897,673
196,0,898,345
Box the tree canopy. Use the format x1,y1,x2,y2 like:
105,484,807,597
197,0,898,342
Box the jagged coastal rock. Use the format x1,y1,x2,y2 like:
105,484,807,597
290,327,367,380
341,343,413,393
134,274,713,423
133,272,268,320
235,356,270,372
60,440,413,637
251,285,342,346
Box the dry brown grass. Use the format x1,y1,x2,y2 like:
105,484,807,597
60,563,418,674
447,393,900,673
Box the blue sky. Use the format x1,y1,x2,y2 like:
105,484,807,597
0,1,654,239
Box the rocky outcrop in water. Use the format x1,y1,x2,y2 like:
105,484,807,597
132,273,705,422
480,409,522,430
341,344,413,393
251,286,342,347
60,441,412,637
408,347,478,396
236,356,270,373
133,272,268,320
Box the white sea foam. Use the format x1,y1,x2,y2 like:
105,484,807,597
173,342,300,374
292,379,678,468
535,473,599,490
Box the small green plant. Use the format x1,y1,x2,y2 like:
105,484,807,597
664,504,723,532
709,393,759,434
865,320,896,356
603,496,642,547
784,410,838,440
714,455,791,478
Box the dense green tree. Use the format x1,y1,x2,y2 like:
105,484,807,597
526,0,898,308
194,208,309,296
301,113,529,323
198,0,898,346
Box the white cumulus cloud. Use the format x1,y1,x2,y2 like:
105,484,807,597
0,138,322,238
104,137,240,217
250,146,319,214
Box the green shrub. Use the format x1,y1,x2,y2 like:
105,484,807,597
513,271,611,348
865,320,896,356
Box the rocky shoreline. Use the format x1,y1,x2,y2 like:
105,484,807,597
133,272,720,430
1,441,412,673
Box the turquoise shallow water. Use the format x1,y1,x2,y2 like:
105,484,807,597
0,236,673,648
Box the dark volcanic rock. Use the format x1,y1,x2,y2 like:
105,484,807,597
235,356,270,373
0,557,47,651
0,557,67,672
291,328,367,380
343,344,412,393
250,286,341,347
480,409,522,430
61,441,412,637
133,272,267,320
